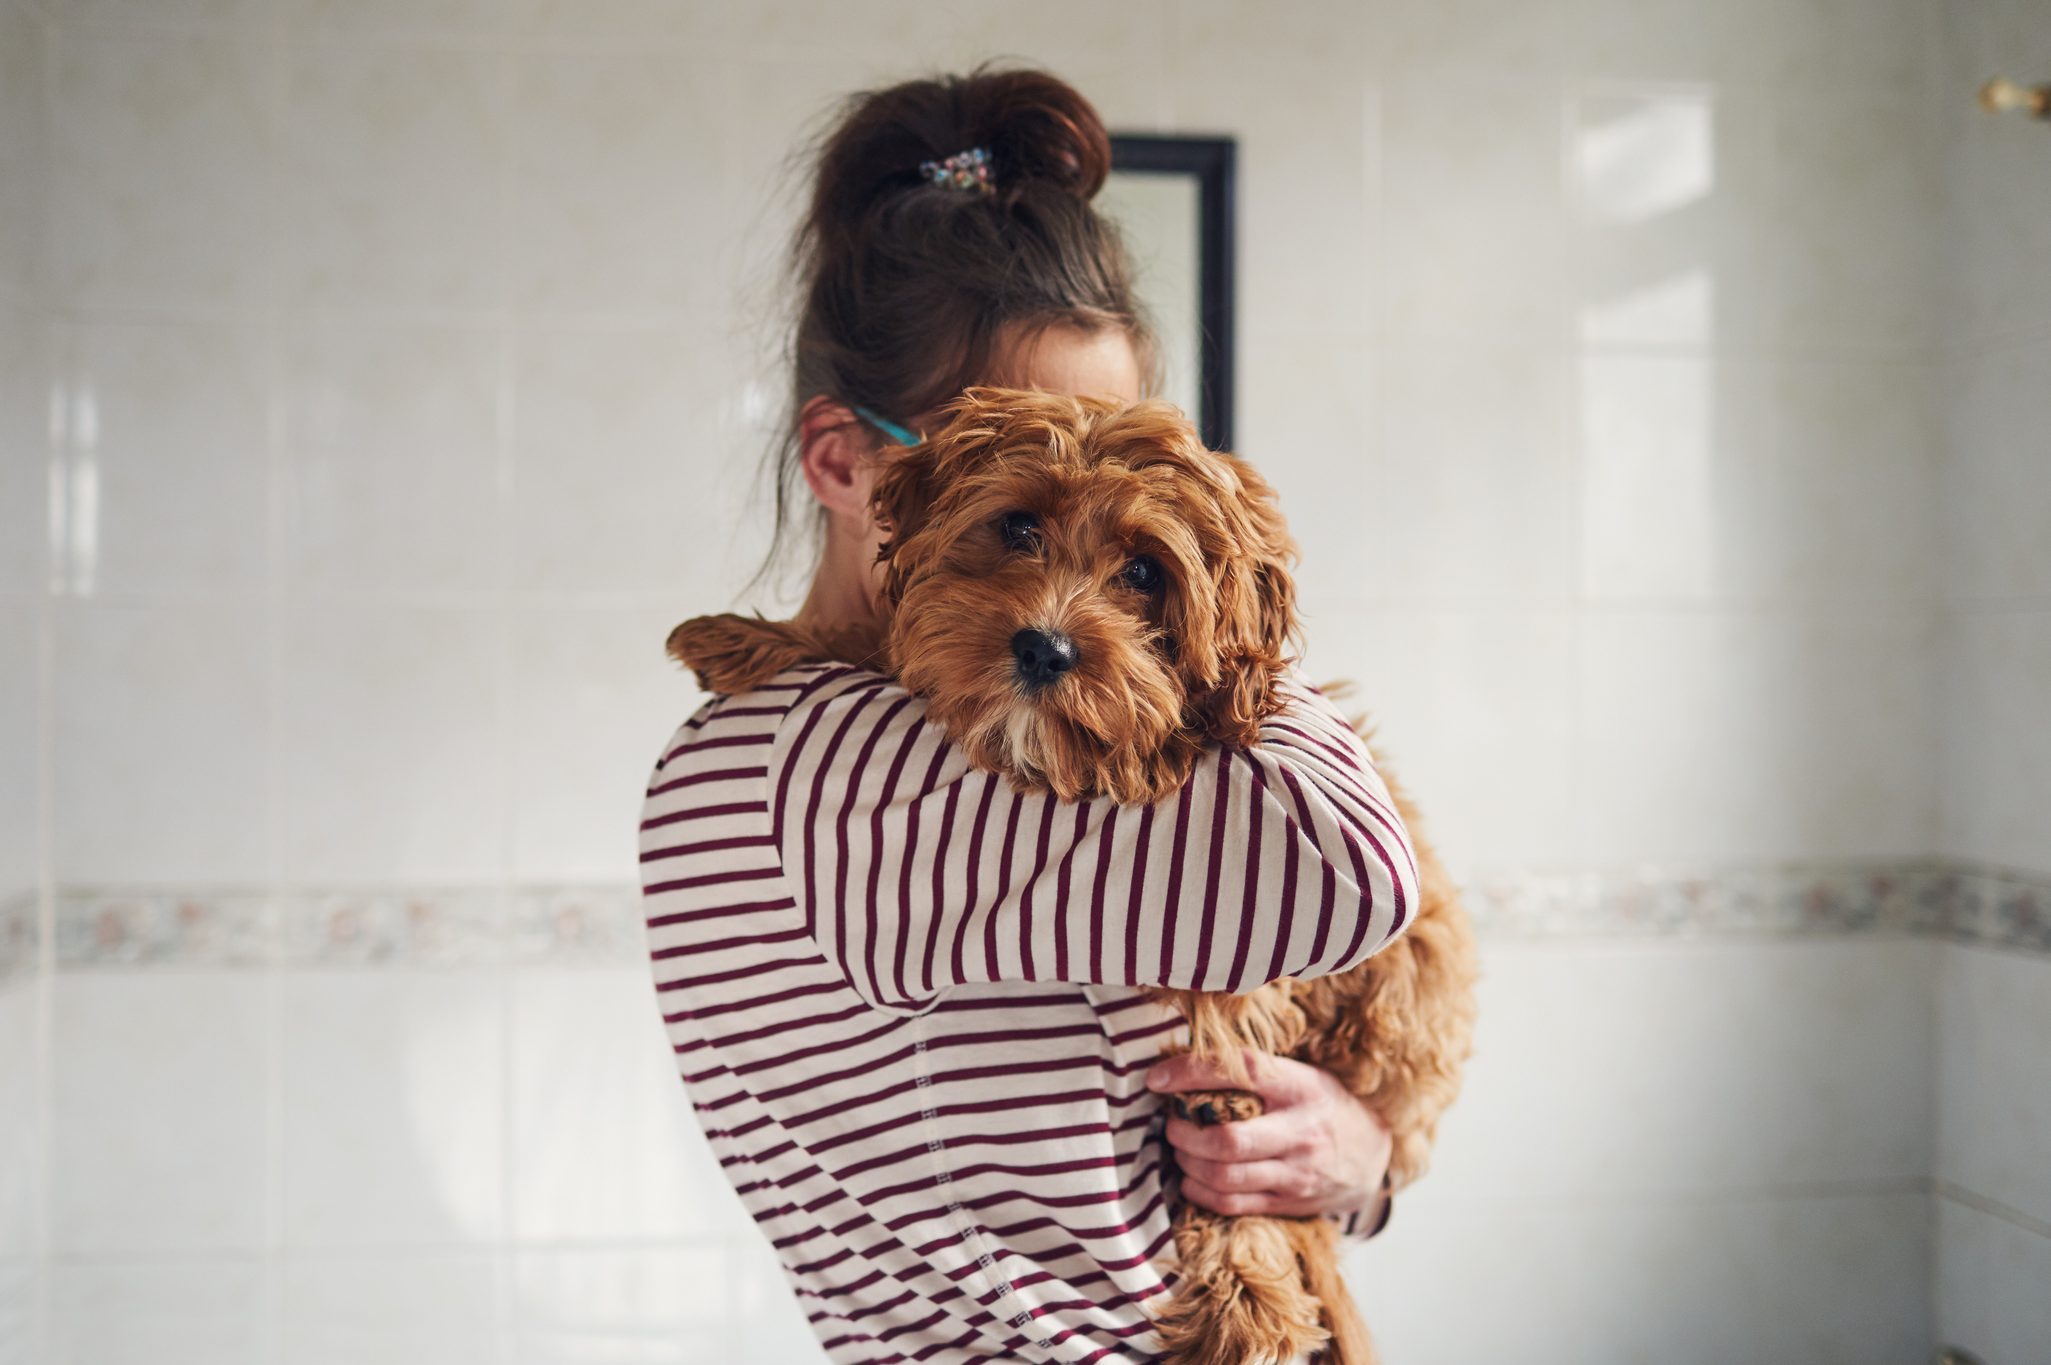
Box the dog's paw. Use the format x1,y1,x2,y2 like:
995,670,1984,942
1171,1088,1265,1127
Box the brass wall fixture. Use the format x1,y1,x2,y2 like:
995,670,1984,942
1979,76,2051,119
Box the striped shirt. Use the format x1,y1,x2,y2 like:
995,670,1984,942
639,663,1419,1363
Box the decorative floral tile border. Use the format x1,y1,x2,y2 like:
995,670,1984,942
16,860,2051,971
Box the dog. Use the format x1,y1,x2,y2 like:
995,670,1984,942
669,386,1477,1365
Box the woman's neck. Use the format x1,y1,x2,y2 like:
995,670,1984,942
793,523,880,634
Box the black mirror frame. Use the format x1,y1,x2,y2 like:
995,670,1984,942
1106,134,1238,451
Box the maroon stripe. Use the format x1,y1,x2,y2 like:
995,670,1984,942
950,778,998,987
1225,752,1267,993
638,831,776,864
649,926,809,961
660,731,772,766
920,778,962,998
645,764,766,797
1155,784,1196,984
1119,803,1153,985
643,894,792,929
982,786,1026,982
857,702,921,1005
830,692,908,994
640,799,765,831
641,864,781,896
1190,748,1234,987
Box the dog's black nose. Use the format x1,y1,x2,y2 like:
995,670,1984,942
1011,628,1079,690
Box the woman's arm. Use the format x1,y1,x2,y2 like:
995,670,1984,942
769,663,1419,1014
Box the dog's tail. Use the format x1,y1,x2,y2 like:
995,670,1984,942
1295,1217,1377,1365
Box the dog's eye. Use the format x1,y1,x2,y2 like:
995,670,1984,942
1120,555,1163,593
998,510,1042,552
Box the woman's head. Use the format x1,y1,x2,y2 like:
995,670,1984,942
763,62,1163,600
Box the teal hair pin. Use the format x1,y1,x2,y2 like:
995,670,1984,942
852,404,924,447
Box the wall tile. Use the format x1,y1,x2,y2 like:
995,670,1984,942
50,1260,268,1365
1938,1,2051,348
508,326,757,599
0,598,36,901
1941,339,2051,603
276,606,504,885
511,1246,732,1365
1299,608,1580,879
1770,93,1938,354
0,980,36,1260
1576,352,1777,604
1772,358,1938,604
46,26,277,312
281,1252,500,1365
1937,609,2051,876
508,48,737,320
1166,11,1377,342
1232,340,1381,624
1579,609,1936,865
0,5,43,311
1381,79,1566,342
508,607,702,883
1934,1195,2051,1365
1569,88,1778,349
1372,344,1574,603
52,600,271,885
1936,944,2051,1226
509,968,734,1242
0,313,47,594
52,321,271,596
1429,940,1937,1200
51,971,269,1254
0,1259,33,1365
281,321,504,598
280,969,504,1247
281,38,508,311
1353,1188,1929,1365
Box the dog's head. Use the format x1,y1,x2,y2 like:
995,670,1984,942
871,385,1299,803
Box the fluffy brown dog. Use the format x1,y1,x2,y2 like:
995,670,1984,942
670,386,1477,1365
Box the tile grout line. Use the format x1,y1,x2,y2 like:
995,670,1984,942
1931,1180,2051,1243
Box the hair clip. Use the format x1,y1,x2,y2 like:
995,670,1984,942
852,404,924,446
917,145,994,195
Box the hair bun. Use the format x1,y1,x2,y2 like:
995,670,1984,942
807,62,1112,235
958,64,1112,203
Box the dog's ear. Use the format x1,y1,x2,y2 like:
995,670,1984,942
868,440,942,605
1187,455,1299,749
665,614,831,695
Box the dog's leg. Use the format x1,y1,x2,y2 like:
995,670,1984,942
1153,1208,1331,1365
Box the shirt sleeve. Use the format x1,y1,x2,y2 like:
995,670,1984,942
768,663,1420,1015
1331,1174,1395,1246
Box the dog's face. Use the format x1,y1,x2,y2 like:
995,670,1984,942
870,386,1299,804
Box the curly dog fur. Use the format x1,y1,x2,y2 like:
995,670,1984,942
669,386,1478,1365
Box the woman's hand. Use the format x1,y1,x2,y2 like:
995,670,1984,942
1145,1051,1392,1219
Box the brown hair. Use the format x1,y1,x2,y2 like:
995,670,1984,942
754,61,1164,590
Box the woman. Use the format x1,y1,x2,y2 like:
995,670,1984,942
642,64,1409,1362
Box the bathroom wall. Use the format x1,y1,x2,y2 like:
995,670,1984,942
0,0,47,1357
1932,1,2051,1360
0,0,2041,1362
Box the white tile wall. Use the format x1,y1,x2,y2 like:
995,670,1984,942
5,0,2049,1360
50,972,270,1255
1930,0,2051,1356
1934,1195,2051,1365
280,970,505,1247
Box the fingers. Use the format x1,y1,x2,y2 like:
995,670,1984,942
1145,1049,1321,1103
1163,1111,1301,1163
1178,1172,1324,1219
1175,1152,1309,1198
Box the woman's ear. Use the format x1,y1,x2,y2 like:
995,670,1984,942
798,396,882,529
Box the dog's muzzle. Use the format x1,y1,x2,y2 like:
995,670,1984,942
1011,628,1078,692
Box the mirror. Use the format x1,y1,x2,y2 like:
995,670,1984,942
1100,135,1237,449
